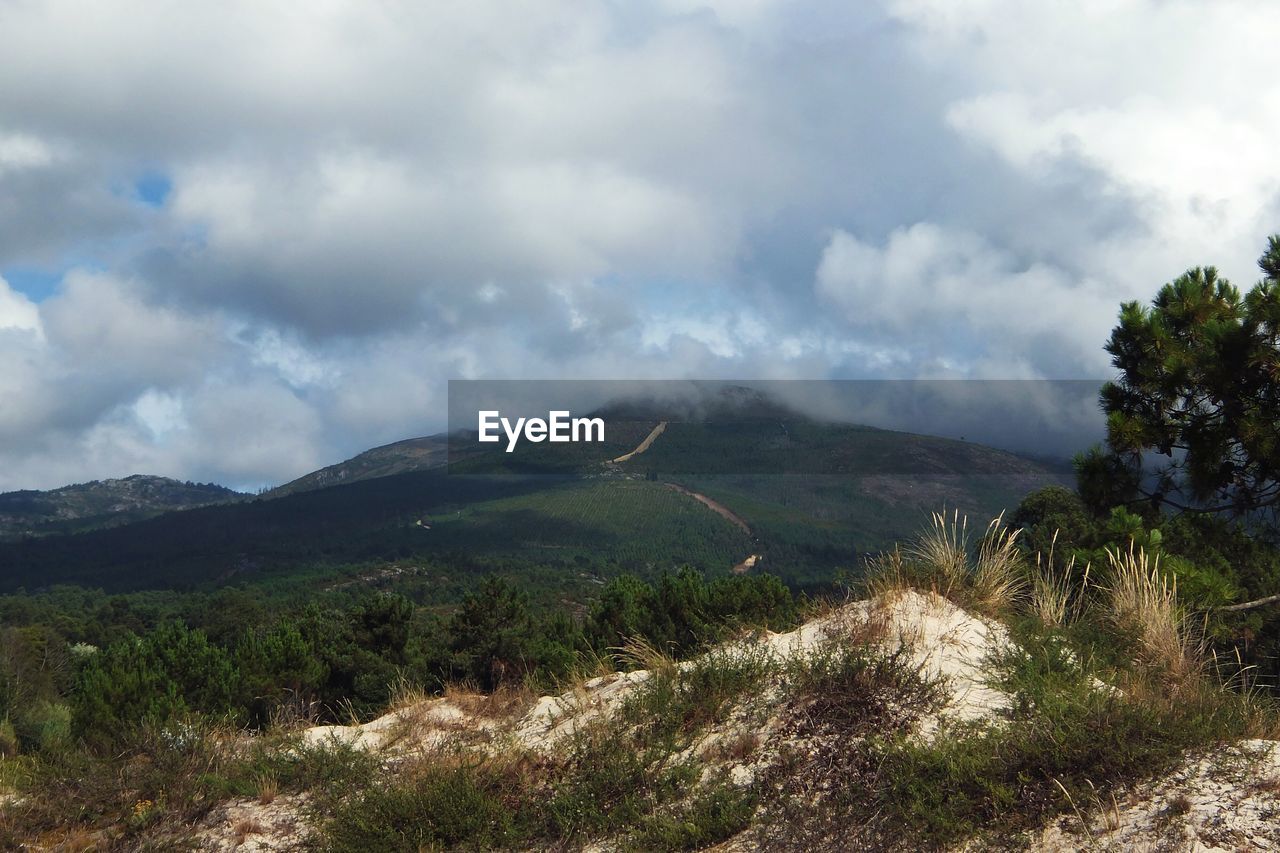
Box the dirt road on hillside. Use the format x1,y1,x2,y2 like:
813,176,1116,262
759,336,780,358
664,482,751,535
611,421,667,463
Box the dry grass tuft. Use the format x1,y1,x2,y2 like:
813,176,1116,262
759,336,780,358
863,547,914,602
1104,544,1202,681
1207,644,1271,700
877,510,1028,616
256,772,278,806
1164,792,1192,816
560,646,618,688
971,513,1027,613
1031,556,1074,628
335,696,362,727
833,599,896,651
615,636,677,679
387,676,431,713
444,682,536,721
46,828,100,853
267,690,321,730
717,731,760,763
1029,531,1082,628
233,817,264,844
800,588,858,623
906,510,969,595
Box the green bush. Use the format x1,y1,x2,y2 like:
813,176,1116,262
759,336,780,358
542,722,696,840
587,568,797,661
14,701,72,754
624,645,776,747
1010,485,1096,557
325,763,517,852
72,624,238,748
627,779,757,852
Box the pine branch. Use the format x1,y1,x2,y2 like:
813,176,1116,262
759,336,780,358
1217,592,1280,612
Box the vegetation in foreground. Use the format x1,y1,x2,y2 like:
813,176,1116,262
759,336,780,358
1,502,1277,850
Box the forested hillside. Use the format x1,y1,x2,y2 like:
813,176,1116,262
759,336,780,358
0,407,1069,595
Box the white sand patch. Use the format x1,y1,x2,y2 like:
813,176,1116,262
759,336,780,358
1036,739,1280,852
856,589,1012,727
514,669,653,749
300,697,484,753
195,793,309,852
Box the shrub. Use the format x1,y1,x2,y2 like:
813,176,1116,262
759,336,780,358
1010,486,1096,555
587,569,798,663
324,761,517,852
627,778,757,852
14,701,72,754
73,624,238,748
758,642,945,849
624,644,776,746
877,633,1259,845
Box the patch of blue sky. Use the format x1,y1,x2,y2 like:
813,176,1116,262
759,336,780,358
1,265,63,301
2,254,111,302
134,171,172,208
634,276,737,315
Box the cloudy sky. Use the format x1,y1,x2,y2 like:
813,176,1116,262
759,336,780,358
0,0,1277,490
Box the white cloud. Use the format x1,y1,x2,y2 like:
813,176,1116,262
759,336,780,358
889,0,1280,282
0,132,55,176
815,223,1118,375
0,276,42,336
0,0,1276,488
40,271,222,386
132,389,185,441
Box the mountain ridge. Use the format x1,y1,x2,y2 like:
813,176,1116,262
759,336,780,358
0,474,246,539
0,405,1071,594
267,435,449,497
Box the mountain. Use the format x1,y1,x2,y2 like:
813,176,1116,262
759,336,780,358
268,435,449,497
0,475,246,539
0,395,1072,595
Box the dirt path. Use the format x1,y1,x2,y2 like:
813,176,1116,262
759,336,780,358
611,421,667,463
664,482,751,536
609,422,756,569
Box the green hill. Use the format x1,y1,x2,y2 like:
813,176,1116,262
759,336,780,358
0,400,1070,596
267,436,450,497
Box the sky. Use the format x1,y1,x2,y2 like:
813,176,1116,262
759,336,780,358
0,0,1278,491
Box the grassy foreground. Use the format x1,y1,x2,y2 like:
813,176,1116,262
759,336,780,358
2,512,1277,851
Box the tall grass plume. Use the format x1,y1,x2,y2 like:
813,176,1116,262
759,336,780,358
1104,544,1201,681
1029,531,1082,629
971,513,1027,613
905,510,969,596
